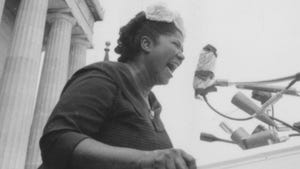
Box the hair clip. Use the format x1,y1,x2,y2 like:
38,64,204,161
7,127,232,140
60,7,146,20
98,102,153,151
145,4,185,37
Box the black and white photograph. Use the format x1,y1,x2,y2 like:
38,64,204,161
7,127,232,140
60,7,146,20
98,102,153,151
0,0,299,169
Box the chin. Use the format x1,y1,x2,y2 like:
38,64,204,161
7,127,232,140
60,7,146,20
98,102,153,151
154,73,172,85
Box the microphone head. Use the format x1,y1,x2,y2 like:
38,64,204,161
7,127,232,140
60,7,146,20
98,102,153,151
193,44,218,98
200,132,218,142
203,44,217,57
231,92,259,115
231,92,277,127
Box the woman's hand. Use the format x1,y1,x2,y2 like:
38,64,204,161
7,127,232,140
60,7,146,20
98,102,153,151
139,148,197,169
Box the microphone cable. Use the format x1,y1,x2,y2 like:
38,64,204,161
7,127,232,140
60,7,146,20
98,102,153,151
268,104,300,134
203,95,255,121
266,78,300,133
270,116,300,133
203,73,300,123
218,72,300,86
204,95,300,133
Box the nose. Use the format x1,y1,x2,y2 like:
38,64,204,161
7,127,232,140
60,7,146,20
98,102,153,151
176,51,185,61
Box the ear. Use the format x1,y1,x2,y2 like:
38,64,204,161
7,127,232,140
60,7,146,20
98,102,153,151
140,36,154,53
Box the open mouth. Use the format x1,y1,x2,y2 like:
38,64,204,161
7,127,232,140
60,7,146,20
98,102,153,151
166,62,178,72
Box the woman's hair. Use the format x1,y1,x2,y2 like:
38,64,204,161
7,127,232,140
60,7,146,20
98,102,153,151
115,11,181,62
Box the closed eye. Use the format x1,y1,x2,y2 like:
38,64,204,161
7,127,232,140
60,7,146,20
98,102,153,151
172,42,183,52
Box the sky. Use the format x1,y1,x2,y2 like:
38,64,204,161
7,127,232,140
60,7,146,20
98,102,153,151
87,0,300,166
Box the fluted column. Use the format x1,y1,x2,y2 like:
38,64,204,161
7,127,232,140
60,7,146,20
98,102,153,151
68,36,90,78
25,13,76,169
0,0,48,169
0,0,5,21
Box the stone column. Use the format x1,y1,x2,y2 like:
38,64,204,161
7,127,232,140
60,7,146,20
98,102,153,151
25,13,76,169
0,0,48,169
0,0,5,21
68,35,90,78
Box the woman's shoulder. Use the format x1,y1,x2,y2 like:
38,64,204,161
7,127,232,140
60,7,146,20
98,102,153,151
87,61,126,71
70,61,127,79
66,61,133,94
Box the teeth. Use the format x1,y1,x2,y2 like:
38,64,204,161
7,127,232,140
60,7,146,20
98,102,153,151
167,63,178,72
172,64,178,71
166,66,173,76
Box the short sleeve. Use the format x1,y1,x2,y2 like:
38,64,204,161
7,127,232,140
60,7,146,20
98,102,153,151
39,69,118,169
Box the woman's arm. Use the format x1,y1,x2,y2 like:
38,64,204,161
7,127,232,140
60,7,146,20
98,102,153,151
71,138,197,169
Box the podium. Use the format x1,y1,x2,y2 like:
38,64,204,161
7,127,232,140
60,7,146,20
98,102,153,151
198,145,300,169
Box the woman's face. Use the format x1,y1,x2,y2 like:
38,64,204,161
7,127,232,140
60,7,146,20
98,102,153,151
146,31,185,85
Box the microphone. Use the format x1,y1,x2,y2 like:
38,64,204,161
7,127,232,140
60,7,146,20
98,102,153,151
242,130,281,149
236,83,300,96
193,44,218,98
200,132,235,144
231,92,277,127
219,122,282,150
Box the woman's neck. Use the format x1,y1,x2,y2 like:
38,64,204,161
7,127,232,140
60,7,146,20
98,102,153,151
125,61,153,98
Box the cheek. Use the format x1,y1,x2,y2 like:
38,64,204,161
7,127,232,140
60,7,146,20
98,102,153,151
152,51,169,66
155,55,170,70
158,47,175,62
150,46,175,71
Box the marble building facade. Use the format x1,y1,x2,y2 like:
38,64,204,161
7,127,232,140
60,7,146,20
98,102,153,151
0,0,104,169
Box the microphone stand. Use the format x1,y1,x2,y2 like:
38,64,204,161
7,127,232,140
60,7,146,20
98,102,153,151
257,76,300,133
199,73,300,150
